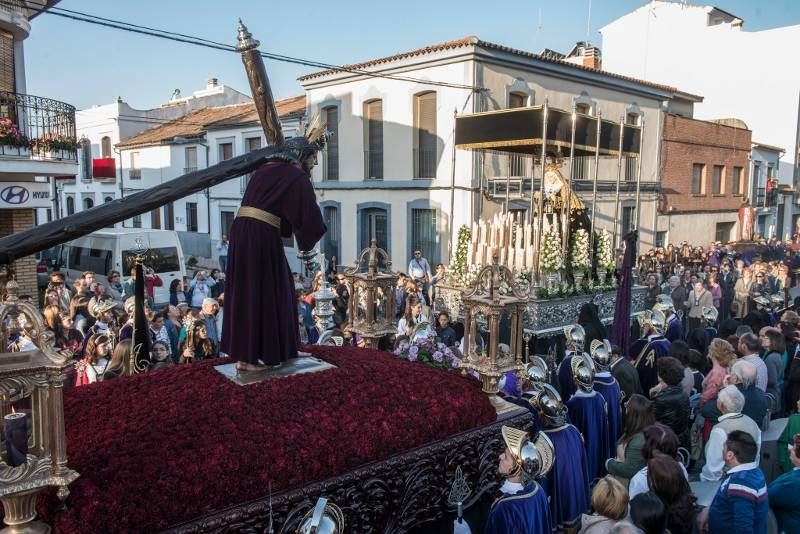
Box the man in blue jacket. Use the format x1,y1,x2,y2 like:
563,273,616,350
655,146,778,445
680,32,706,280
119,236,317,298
768,432,800,534
700,430,768,534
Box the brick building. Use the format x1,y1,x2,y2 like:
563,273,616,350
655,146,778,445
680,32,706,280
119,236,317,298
657,113,752,245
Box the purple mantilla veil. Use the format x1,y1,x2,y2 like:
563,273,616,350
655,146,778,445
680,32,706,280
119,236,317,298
610,230,638,352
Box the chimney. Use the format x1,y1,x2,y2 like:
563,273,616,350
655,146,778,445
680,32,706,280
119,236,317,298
563,42,602,70
207,78,219,89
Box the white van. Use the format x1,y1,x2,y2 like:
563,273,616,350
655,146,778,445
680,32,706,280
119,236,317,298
54,228,186,306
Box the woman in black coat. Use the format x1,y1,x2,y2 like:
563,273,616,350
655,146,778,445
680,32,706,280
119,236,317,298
578,302,607,350
651,356,691,448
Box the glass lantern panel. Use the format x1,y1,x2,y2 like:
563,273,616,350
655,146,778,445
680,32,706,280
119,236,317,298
473,311,489,357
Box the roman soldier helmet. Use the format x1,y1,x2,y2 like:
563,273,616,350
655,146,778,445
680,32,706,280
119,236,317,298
297,497,345,534
637,309,666,335
500,425,555,484
654,294,675,316
123,297,136,316
589,339,613,372
521,356,550,384
701,306,718,324
571,352,595,393
90,299,116,319
528,383,568,428
563,324,586,352
753,295,771,308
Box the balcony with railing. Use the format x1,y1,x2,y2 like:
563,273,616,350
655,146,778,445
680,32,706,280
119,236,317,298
129,169,142,180
0,90,78,169
364,149,383,180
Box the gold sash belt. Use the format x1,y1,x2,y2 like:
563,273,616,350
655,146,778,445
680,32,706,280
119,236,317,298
236,206,281,229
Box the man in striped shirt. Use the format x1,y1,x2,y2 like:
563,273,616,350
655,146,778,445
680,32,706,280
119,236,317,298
699,430,768,534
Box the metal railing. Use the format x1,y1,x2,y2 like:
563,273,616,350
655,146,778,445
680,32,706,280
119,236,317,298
756,187,766,207
364,149,383,180
183,166,198,174
129,169,141,180
0,0,33,18
414,147,437,178
0,90,77,161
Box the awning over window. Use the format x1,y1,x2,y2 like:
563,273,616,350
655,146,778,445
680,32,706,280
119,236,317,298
454,106,641,157
92,157,116,179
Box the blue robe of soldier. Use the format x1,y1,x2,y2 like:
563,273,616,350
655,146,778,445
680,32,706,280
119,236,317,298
633,335,671,396
484,481,553,534
594,372,623,446
557,351,578,399
705,326,718,340
665,315,683,342
541,424,590,531
567,390,611,482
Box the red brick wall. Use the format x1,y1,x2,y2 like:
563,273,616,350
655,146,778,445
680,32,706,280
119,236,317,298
0,209,38,302
659,113,752,214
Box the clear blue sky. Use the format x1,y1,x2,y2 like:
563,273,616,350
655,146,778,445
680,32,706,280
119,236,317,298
24,0,800,110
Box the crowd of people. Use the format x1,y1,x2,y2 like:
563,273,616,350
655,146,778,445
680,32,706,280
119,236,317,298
12,267,227,385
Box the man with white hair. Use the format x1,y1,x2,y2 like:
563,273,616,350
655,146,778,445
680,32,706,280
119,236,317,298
701,360,768,428
201,298,220,345
738,333,768,392
701,385,761,481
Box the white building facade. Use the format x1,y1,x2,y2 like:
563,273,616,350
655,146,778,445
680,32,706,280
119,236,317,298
300,36,698,268
600,0,800,189
111,97,304,262
53,79,251,225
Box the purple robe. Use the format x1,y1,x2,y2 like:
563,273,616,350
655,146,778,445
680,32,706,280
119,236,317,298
665,315,683,343
541,424,590,531
567,390,610,482
593,373,623,446
484,482,553,534
557,351,578,400
221,161,326,365
633,336,671,395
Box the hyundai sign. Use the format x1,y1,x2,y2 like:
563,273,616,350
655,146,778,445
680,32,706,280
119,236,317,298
0,182,51,209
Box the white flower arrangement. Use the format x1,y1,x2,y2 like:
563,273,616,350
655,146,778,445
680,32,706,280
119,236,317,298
570,228,590,272
540,230,563,274
449,225,472,284
595,229,615,270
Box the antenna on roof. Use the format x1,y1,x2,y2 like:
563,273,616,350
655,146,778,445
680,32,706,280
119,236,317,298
586,0,592,42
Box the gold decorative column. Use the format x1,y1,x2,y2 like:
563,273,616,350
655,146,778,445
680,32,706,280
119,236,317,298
0,275,79,533
343,239,399,349
460,255,528,413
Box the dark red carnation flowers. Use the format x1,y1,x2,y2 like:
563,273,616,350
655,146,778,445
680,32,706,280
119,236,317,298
38,346,495,533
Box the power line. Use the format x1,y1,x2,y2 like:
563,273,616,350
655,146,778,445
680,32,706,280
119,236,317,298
15,0,482,91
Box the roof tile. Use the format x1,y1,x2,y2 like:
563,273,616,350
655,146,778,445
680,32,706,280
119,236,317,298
116,95,306,148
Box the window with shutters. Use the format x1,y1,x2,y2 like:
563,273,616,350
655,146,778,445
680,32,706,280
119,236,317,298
83,197,94,210
732,166,743,195
150,208,161,229
361,208,388,252
414,92,437,178
164,202,175,230
323,106,339,180
411,209,440,266
80,138,92,182
364,99,383,180
186,202,198,232
712,165,724,195
0,31,15,93
184,146,198,173
241,136,261,191
65,196,75,216
508,92,526,109
218,140,233,161
101,136,112,158
323,206,340,261
129,152,141,180
692,163,705,195
621,206,636,235
132,214,142,229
